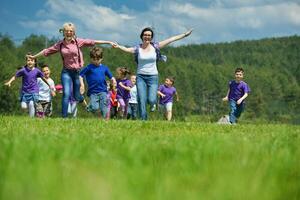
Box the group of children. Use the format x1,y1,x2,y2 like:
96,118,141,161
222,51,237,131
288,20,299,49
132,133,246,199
4,47,182,121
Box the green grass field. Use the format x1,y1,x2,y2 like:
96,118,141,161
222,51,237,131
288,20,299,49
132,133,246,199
0,116,299,200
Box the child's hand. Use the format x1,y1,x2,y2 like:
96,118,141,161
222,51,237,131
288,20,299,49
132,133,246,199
112,42,119,48
222,96,228,102
80,85,85,94
184,29,193,37
161,93,166,98
4,82,11,87
237,99,243,105
51,91,56,97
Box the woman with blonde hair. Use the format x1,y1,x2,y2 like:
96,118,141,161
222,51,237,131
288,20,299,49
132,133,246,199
29,22,116,118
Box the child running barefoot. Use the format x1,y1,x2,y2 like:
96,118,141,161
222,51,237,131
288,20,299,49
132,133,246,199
157,77,179,121
79,46,116,119
4,53,49,117
36,64,56,118
116,67,132,119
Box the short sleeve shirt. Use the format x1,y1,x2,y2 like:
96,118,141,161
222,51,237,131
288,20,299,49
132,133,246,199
228,80,250,102
158,84,176,105
16,66,44,93
80,63,113,96
117,79,132,100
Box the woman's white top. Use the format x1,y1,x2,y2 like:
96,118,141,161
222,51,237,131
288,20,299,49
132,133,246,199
137,46,158,75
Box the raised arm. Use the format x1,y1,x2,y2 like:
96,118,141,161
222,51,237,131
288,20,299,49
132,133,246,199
159,29,193,49
4,75,16,87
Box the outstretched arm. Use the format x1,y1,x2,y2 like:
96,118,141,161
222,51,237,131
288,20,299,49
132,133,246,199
113,43,135,54
4,76,16,87
95,40,117,46
159,29,193,49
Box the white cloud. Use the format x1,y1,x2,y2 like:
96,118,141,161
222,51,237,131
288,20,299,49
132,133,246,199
18,0,300,45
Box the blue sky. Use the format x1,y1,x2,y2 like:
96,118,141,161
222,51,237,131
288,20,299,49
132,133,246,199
1,0,300,46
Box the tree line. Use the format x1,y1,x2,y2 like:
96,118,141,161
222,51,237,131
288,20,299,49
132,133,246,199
0,33,299,123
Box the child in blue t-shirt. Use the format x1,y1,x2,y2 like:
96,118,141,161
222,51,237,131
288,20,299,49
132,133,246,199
79,46,116,119
222,67,250,124
157,77,179,121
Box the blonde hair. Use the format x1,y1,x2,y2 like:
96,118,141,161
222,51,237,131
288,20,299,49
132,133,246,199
59,22,76,34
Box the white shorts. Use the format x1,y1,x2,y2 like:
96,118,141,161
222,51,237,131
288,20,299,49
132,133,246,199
159,102,173,112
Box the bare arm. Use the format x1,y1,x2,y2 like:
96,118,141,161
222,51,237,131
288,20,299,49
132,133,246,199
222,89,230,101
175,92,179,101
157,91,165,98
95,40,117,46
119,82,131,91
79,76,85,95
4,76,16,87
159,29,193,49
114,43,135,54
237,93,248,105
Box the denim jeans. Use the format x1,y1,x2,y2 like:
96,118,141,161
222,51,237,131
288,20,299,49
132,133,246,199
136,74,158,120
229,100,245,124
127,103,138,120
61,68,84,118
88,92,108,118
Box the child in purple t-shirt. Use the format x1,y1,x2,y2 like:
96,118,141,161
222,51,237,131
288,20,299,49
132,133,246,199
116,67,132,119
222,67,250,124
157,77,179,121
5,54,48,117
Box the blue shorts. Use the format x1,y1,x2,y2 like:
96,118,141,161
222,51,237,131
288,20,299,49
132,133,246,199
20,93,39,103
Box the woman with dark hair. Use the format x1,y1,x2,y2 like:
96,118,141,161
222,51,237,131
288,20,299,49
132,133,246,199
114,27,192,120
28,22,116,118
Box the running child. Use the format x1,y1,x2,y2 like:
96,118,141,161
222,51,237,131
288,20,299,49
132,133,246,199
36,64,56,117
79,46,116,119
107,81,119,119
127,74,138,120
4,53,49,117
157,77,179,121
116,67,132,119
222,67,250,124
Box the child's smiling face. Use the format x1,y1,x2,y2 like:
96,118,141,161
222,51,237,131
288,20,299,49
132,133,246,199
235,71,244,82
130,75,136,85
26,57,35,69
42,67,50,78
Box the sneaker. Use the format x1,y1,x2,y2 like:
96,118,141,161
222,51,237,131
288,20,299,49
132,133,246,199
150,104,156,112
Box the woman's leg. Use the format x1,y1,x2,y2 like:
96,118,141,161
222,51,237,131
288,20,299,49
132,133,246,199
72,71,84,103
147,75,158,112
137,74,148,120
61,70,72,118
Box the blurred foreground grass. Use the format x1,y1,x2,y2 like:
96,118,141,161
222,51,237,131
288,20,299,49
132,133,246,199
0,116,299,200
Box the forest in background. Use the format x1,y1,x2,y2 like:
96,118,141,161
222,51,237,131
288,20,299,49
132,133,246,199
0,34,299,123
